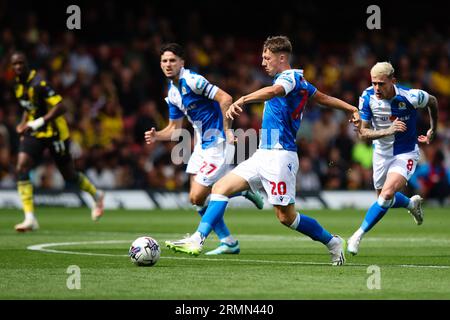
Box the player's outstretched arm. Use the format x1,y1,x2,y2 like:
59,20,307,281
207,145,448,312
144,118,183,144
226,85,285,120
358,118,407,141
418,94,438,144
310,90,360,127
213,88,234,143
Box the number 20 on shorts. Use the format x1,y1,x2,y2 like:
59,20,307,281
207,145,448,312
269,181,287,195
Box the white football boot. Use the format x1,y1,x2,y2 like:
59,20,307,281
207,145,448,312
327,235,346,266
347,232,362,256
408,195,424,225
165,233,205,256
15,218,39,232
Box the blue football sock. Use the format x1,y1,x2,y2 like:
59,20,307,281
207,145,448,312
212,220,231,240
360,199,391,232
391,192,410,208
197,206,207,216
197,205,231,240
292,213,333,244
197,194,229,238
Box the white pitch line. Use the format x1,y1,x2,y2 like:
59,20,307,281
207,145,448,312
28,240,129,257
27,240,450,269
29,231,450,244
25,230,450,242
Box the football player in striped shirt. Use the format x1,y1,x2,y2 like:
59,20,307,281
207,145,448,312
10,52,104,232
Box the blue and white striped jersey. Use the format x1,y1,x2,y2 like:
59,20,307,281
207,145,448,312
260,69,317,151
165,68,225,149
359,84,429,156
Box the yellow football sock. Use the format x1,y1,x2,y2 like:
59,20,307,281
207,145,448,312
78,173,98,199
18,180,34,215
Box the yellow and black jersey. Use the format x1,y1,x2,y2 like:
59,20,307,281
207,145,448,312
14,69,69,140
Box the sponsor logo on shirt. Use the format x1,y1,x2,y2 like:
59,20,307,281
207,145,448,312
387,115,410,122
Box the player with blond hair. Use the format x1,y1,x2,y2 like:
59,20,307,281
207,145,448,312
347,61,439,255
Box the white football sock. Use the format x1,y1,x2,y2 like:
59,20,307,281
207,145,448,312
25,212,35,221
192,231,205,244
326,236,341,250
353,227,365,239
407,199,415,210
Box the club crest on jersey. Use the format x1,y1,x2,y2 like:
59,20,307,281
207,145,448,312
398,102,406,109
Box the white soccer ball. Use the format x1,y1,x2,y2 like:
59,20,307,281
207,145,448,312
129,236,161,266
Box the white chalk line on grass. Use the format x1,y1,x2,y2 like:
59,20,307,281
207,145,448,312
30,231,450,244
27,240,450,269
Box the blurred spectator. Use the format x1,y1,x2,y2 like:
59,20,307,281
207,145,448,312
60,61,77,88
133,100,163,144
352,140,373,170
0,117,14,188
85,147,117,189
312,108,339,153
69,45,98,79
324,147,349,190
98,100,124,148
332,121,356,164
296,157,321,192
430,57,450,96
411,150,450,205
33,161,65,190
347,163,365,190
117,67,142,116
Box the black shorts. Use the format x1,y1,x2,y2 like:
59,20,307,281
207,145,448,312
19,135,73,167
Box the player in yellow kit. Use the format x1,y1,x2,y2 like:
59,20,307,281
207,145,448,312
10,52,105,232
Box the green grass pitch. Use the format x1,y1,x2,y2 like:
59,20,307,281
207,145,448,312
1,207,449,299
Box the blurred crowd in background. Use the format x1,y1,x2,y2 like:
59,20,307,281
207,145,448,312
0,1,449,204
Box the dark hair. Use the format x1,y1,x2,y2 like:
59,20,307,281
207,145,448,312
263,36,292,54
159,43,185,59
